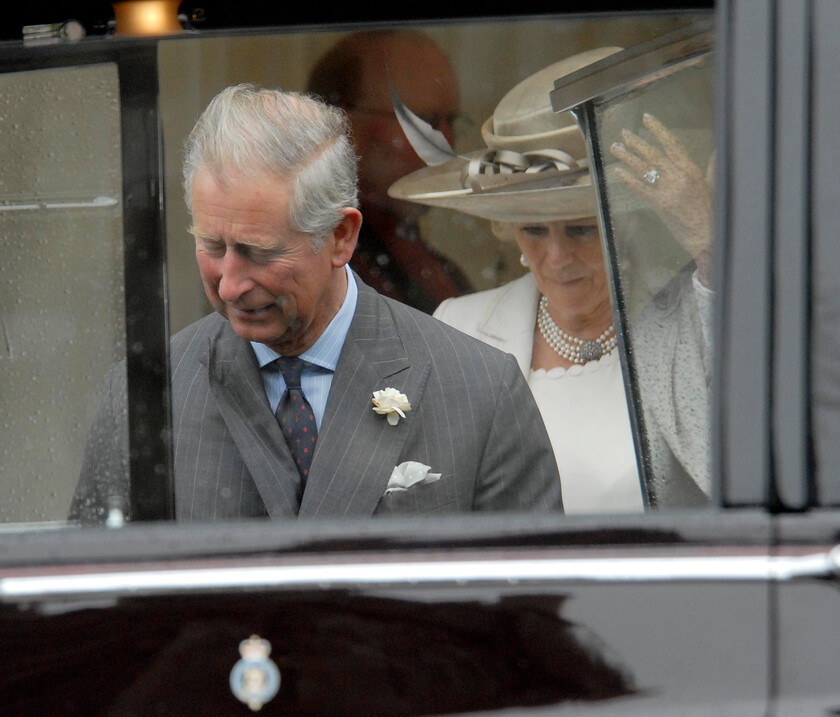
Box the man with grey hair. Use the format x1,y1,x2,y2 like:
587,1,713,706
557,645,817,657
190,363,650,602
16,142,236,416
71,84,561,522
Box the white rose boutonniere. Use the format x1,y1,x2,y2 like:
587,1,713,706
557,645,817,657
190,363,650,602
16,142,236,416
372,387,411,426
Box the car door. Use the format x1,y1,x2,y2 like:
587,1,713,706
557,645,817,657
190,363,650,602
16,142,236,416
1,3,836,715
721,0,840,712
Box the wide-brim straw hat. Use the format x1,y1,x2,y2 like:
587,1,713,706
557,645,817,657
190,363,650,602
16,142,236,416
388,46,623,223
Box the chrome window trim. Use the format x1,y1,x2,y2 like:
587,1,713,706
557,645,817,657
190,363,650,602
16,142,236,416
2,547,836,601
549,16,713,113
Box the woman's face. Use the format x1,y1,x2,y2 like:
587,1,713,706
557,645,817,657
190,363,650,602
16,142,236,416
514,217,611,324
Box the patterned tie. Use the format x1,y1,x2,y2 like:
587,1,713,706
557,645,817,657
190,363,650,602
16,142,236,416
274,356,318,484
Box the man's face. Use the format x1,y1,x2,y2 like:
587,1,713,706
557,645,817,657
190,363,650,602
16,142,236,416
349,39,460,218
190,168,352,356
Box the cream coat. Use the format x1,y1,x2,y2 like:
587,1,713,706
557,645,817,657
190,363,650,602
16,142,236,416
434,273,540,376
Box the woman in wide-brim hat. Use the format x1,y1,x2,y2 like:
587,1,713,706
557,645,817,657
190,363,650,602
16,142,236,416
389,49,712,513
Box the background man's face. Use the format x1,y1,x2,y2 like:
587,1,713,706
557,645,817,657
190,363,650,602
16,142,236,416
348,38,460,219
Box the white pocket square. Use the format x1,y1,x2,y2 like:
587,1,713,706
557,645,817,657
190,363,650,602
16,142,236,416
385,461,442,494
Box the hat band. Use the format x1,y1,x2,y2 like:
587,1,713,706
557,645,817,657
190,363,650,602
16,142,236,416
465,148,582,194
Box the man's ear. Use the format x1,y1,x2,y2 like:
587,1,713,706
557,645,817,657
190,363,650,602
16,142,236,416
329,208,362,267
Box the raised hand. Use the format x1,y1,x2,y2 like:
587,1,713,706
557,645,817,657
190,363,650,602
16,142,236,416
610,113,713,285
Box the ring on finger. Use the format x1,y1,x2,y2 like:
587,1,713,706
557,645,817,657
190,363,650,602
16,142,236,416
643,168,660,185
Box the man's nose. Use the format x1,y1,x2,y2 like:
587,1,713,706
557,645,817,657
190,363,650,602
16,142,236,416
217,251,254,302
420,111,459,146
439,120,456,148
436,115,459,147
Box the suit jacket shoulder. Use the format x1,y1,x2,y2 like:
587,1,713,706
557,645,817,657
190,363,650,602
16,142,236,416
363,279,529,377
169,311,229,368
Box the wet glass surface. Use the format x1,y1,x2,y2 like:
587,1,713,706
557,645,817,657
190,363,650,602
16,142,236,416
591,53,715,508
0,63,125,523
0,13,718,528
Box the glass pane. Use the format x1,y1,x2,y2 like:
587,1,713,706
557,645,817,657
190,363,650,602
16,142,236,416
0,64,125,525
58,13,712,527
150,14,707,521
591,53,715,507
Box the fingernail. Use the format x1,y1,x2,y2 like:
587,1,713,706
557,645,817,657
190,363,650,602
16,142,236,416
611,141,624,151
643,112,654,122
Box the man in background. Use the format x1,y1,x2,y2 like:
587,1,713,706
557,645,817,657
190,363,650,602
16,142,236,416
307,29,473,314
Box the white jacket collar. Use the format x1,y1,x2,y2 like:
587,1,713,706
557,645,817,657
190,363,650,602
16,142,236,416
476,272,540,376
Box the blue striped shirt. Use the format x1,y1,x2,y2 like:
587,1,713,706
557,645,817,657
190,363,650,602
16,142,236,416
250,266,358,430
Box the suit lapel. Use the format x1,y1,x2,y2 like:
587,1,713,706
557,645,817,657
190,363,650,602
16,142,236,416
299,281,431,518
205,325,302,517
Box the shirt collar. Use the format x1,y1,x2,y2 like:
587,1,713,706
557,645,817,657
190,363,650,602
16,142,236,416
251,264,358,370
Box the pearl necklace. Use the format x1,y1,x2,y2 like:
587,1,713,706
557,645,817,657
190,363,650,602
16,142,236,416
537,296,617,364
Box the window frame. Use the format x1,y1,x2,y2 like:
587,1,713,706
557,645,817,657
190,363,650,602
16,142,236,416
0,38,174,521
1,2,817,571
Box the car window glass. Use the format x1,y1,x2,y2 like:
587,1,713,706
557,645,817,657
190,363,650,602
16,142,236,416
586,49,715,508
158,14,709,521
0,63,126,526
0,11,717,529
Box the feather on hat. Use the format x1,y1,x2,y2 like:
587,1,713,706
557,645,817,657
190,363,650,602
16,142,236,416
388,47,623,223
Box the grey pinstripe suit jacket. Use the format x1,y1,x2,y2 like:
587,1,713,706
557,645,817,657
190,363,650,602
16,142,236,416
70,278,562,522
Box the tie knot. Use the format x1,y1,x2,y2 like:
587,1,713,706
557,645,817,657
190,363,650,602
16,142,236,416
275,356,306,389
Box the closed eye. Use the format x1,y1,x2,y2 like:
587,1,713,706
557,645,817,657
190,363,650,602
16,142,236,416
197,237,226,257
519,225,550,238
565,223,599,240
235,244,286,264
193,232,286,264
